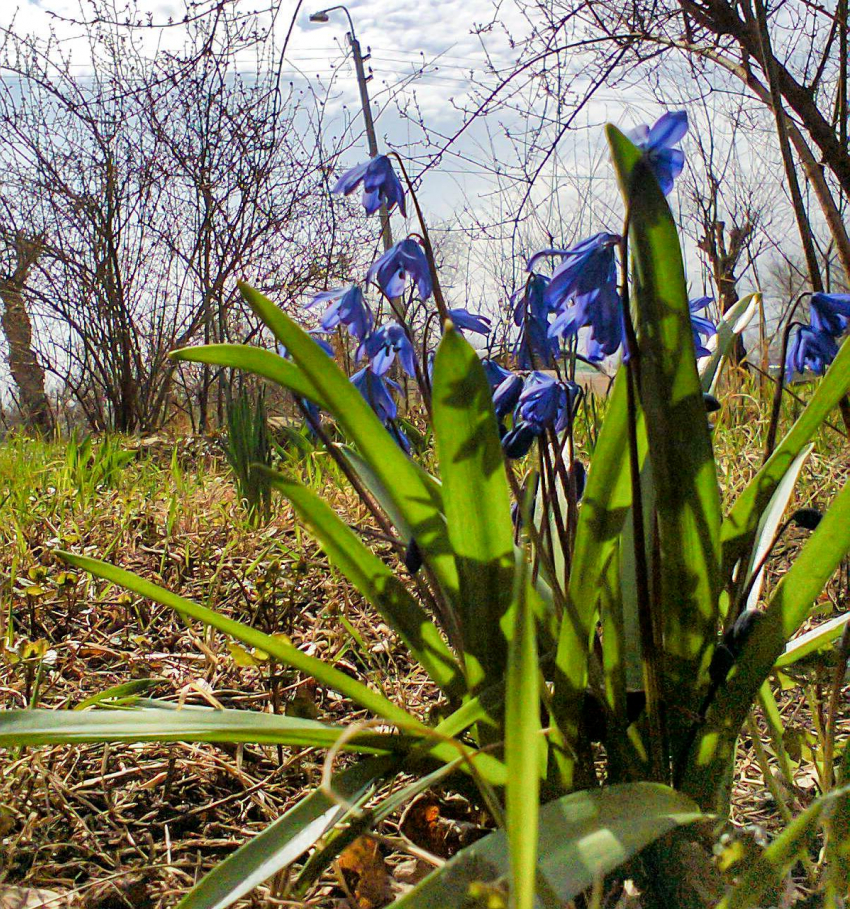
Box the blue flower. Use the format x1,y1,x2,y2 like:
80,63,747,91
351,366,400,422
787,326,839,379
351,367,410,452
689,296,717,358
529,234,624,359
367,238,432,300
277,342,328,433
448,307,491,336
512,273,559,368
517,372,581,433
628,111,688,196
502,421,539,459
481,358,512,389
810,292,850,338
493,374,524,419
333,155,406,216
309,285,373,341
362,322,417,377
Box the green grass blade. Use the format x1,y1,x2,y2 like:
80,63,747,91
57,551,426,733
178,757,395,909
237,283,460,607
391,784,704,908
683,479,850,809
608,125,722,729
431,325,514,690
169,344,327,408
505,569,542,909
826,749,850,903
721,337,850,578
259,469,465,700
0,706,412,753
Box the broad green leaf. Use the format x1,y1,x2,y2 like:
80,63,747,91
178,757,395,909
260,469,465,700
391,784,704,908
237,283,460,607
721,336,850,578
718,786,850,909
431,326,514,690
0,706,412,753
505,567,542,909
169,344,327,409
608,125,722,729
57,552,506,785
741,444,813,614
774,611,850,669
700,293,759,394
683,479,850,810
57,551,425,733
554,368,645,789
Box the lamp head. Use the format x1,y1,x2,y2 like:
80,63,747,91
309,11,330,22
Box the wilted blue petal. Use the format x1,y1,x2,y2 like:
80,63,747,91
493,374,524,419
787,326,838,378
502,421,540,459
810,292,850,337
482,358,512,389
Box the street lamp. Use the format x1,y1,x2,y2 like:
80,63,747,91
310,5,394,252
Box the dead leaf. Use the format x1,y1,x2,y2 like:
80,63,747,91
337,836,392,909
0,886,67,909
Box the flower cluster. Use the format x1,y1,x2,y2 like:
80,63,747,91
787,293,850,378
303,155,492,448
302,113,704,460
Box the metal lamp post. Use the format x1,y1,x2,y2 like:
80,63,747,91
310,6,394,252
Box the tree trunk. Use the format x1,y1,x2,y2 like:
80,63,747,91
0,233,54,435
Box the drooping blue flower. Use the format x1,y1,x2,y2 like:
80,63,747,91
493,374,524,419
332,155,406,216
529,234,624,359
448,307,491,336
309,285,373,341
786,326,839,379
502,421,539,459
367,238,432,300
628,111,688,196
362,322,417,377
277,342,328,434
689,296,717,358
516,372,581,433
481,358,512,390
810,292,850,338
512,273,558,368
351,366,399,422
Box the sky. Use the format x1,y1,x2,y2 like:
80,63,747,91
0,0,808,348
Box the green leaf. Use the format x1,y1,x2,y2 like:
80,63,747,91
0,706,412,753
178,757,395,909
683,479,850,809
505,567,542,909
608,125,722,727
259,468,465,701
391,784,704,908
721,336,850,579
169,344,327,409
825,748,850,903
554,368,646,788
700,293,759,394
56,551,426,733
774,611,850,669
237,283,461,610
740,444,813,614
74,678,161,709
431,326,514,690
